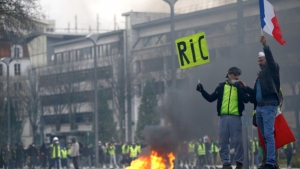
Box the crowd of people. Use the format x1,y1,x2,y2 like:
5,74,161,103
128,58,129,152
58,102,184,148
177,136,296,169
0,137,146,169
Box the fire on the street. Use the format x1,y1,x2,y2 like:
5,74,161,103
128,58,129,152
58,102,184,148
126,151,175,169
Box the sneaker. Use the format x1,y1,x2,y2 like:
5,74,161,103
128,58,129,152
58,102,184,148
222,165,232,169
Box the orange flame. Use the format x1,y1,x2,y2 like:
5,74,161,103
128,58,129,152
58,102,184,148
126,151,175,169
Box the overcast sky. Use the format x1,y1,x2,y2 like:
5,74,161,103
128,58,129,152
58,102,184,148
39,0,217,32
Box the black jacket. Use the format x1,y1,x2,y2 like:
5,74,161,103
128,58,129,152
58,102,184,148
200,81,249,116
245,46,280,105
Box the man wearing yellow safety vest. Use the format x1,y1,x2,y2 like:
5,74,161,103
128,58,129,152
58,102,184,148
128,142,139,165
136,141,141,156
107,142,118,168
61,147,68,169
210,139,219,166
121,142,129,165
188,141,196,166
49,137,61,169
197,67,249,169
196,138,206,168
283,142,295,168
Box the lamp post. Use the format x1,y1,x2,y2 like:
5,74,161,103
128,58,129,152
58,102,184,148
163,0,178,88
86,34,100,167
1,57,13,144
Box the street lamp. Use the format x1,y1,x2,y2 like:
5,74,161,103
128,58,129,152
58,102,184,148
1,57,13,144
86,34,100,167
163,0,178,88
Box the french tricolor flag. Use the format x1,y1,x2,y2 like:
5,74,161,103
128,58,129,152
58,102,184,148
259,0,286,45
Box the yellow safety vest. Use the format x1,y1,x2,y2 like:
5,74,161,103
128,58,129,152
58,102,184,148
137,145,141,154
210,143,219,153
220,82,239,116
50,144,61,158
129,146,139,158
67,148,71,155
252,140,259,153
61,149,67,159
107,146,116,155
283,143,294,149
122,145,129,154
197,143,206,156
188,143,195,153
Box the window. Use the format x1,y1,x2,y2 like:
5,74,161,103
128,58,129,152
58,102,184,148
0,64,2,76
14,64,21,75
11,45,23,58
14,82,22,90
14,48,20,57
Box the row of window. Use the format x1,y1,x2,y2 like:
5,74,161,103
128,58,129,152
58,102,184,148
53,42,121,65
0,64,21,76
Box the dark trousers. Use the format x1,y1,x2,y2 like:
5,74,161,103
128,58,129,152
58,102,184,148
15,158,23,169
211,152,218,166
40,155,47,169
61,158,68,169
5,159,11,169
285,150,293,167
196,155,205,167
48,158,60,169
72,157,79,169
29,157,37,169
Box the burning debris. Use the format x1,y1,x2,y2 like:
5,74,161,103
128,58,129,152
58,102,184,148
126,126,178,169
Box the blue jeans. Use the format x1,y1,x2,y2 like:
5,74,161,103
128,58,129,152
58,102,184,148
256,105,277,165
218,115,243,166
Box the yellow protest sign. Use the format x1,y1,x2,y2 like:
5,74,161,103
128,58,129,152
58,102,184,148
175,32,210,69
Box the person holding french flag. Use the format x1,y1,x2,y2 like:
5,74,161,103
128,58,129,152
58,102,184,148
241,35,280,169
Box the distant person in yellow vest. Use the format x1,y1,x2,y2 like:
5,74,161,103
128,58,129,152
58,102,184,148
107,142,118,168
210,139,219,166
188,141,196,166
128,142,139,165
283,142,295,169
136,141,141,156
196,138,206,168
121,142,129,166
49,137,61,169
61,147,68,169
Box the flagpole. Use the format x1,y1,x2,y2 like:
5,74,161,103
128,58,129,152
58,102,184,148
261,28,264,36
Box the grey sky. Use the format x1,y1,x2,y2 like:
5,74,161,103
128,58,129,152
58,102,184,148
39,0,221,32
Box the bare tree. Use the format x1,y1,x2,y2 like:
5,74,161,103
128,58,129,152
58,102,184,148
12,70,40,143
0,0,43,41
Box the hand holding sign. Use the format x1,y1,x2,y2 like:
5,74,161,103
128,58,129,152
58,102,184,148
175,32,210,69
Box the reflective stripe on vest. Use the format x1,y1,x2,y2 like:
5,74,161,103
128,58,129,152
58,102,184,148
197,143,206,155
188,143,195,153
221,83,239,116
